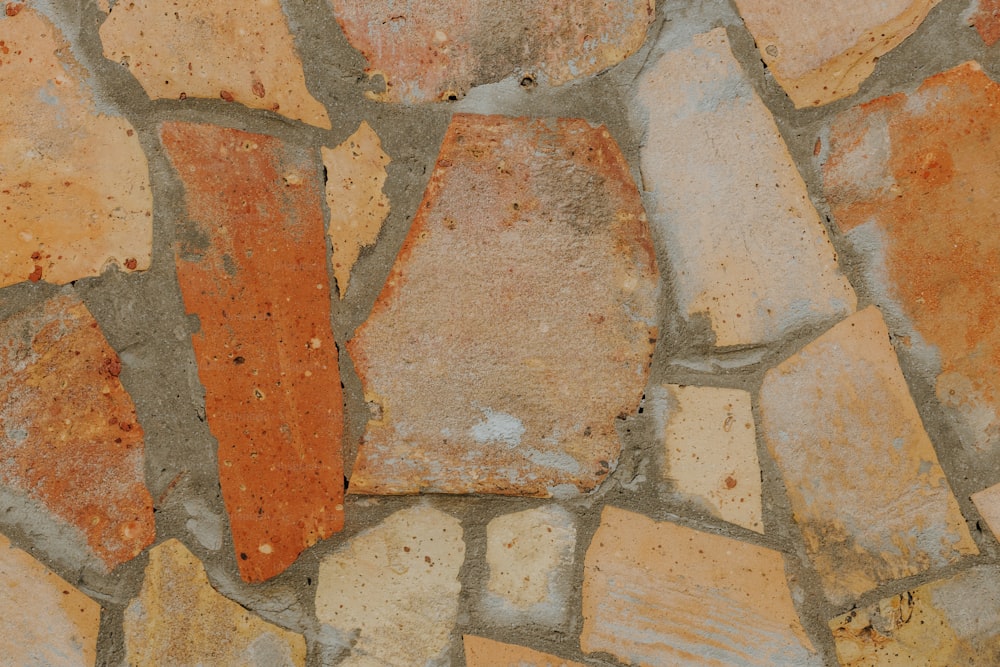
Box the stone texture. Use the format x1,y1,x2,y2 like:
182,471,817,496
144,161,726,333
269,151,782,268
162,122,344,582
0,532,100,666
971,482,1000,540
316,505,464,666
464,635,585,667
654,384,762,533
970,0,1000,45
580,506,818,666
99,0,330,128
759,306,978,605
824,62,1000,454
323,122,391,298
0,4,151,288
347,114,658,497
331,0,655,103
732,0,941,107
830,565,1000,665
124,539,306,666
0,293,155,569
635,28,855,347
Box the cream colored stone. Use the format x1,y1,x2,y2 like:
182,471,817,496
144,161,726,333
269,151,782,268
123,539,306,666
972,482,1000,540
634,28,855,347
464,635,585,667
316,506,465,666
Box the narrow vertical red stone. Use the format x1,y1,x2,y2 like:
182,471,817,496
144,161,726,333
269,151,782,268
162,122,344,582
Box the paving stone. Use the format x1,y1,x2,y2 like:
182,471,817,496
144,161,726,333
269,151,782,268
580,506,818,666
830,565,1000,665
316,505,464,666
162,122,344,582
124,539,306,666
464,635,585,667
653,384,762,533
970,0,1000,45
732,0,941,107
0,4,151,288
0,293,155,569
971,481,1000,540
331,0,654,103
0,532,100,666
99,0,330,128
347,114,658,497
759,306,978,605
634,28,855,347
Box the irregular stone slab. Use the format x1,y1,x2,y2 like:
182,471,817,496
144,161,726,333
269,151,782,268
323,122,391,298
0,532,100,666
0,5,151,288
0,293,155,569
162,122,344,582
347,114,658,497
580,506,818,666
124,539,306,666
970,0,1000,45
634,28,854,347
830,565,1000,665
971,482,1000,540
732,0,941,106
331,0,654,103
316,506,464,666
100,0,330,128
653,384,762,532
759,306,977,605
824,63,1000,454
464,635,585,667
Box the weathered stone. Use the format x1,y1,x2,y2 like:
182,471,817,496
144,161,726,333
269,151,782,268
634,28,855,347
99,0,330,128
124,539,306,666
653,384,762,532
759,306,978,605
0,293,155,569
732,0,941,107
347,114,658,497
331,0,655,103
970,0,1000,45
0,5,151,288
316,506,464,666
580,506,818,666
831,565,1000,665
162,122,344,582
464,635,585,667
971,482,1000,540
0,532,100,666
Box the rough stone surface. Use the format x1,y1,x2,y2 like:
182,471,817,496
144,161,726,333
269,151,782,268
464,635,585,667
0,5,152,288
759,306,978,605
580,506,818,666
971,482,1000,541
970,0,1000,45
124,539,307,666
162,122,344,583
347,114,658,497
315,505,465,666
635,28,855,347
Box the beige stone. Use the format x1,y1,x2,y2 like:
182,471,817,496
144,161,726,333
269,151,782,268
759,306,978,605
123,539,306,666
464,635,585,667
580,506,818,666
0,5,152,288
316,506,465,666
634,28,854,347
971,482,1000,540
0,532,100,666
732,0,941,106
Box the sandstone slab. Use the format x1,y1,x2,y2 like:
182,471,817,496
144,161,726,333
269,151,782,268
971,481,1000,540
970,0,1000,45
464,635,585,667
162,122,344,582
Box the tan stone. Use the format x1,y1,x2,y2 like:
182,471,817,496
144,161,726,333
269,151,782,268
732,0,941,107
316,506,465,666
124,539,306,666
99,0,329,128
0,532,100,666
759,306,978,605
0,5,151,288
971,482,1000,540
580,506,818,666
634,28,855,347
464,635,585,667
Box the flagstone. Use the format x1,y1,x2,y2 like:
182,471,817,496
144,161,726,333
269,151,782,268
970,0,1000,45
971,481,1000,540
464,635,585,667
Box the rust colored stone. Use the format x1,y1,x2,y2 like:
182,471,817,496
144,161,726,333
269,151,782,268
161,122,344,582
347,114,658,497
464,635,585,667
970,0,1000,46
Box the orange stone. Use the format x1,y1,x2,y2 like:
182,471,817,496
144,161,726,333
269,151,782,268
347,114,658,497
464,635,585,667
970,0,1000,46
161,122,344,582
0,293,155,569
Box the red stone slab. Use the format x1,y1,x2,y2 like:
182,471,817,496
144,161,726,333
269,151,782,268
161,122,344,582
970,0,1000,46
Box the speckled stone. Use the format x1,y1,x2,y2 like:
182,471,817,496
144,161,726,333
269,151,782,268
464,635,585,667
